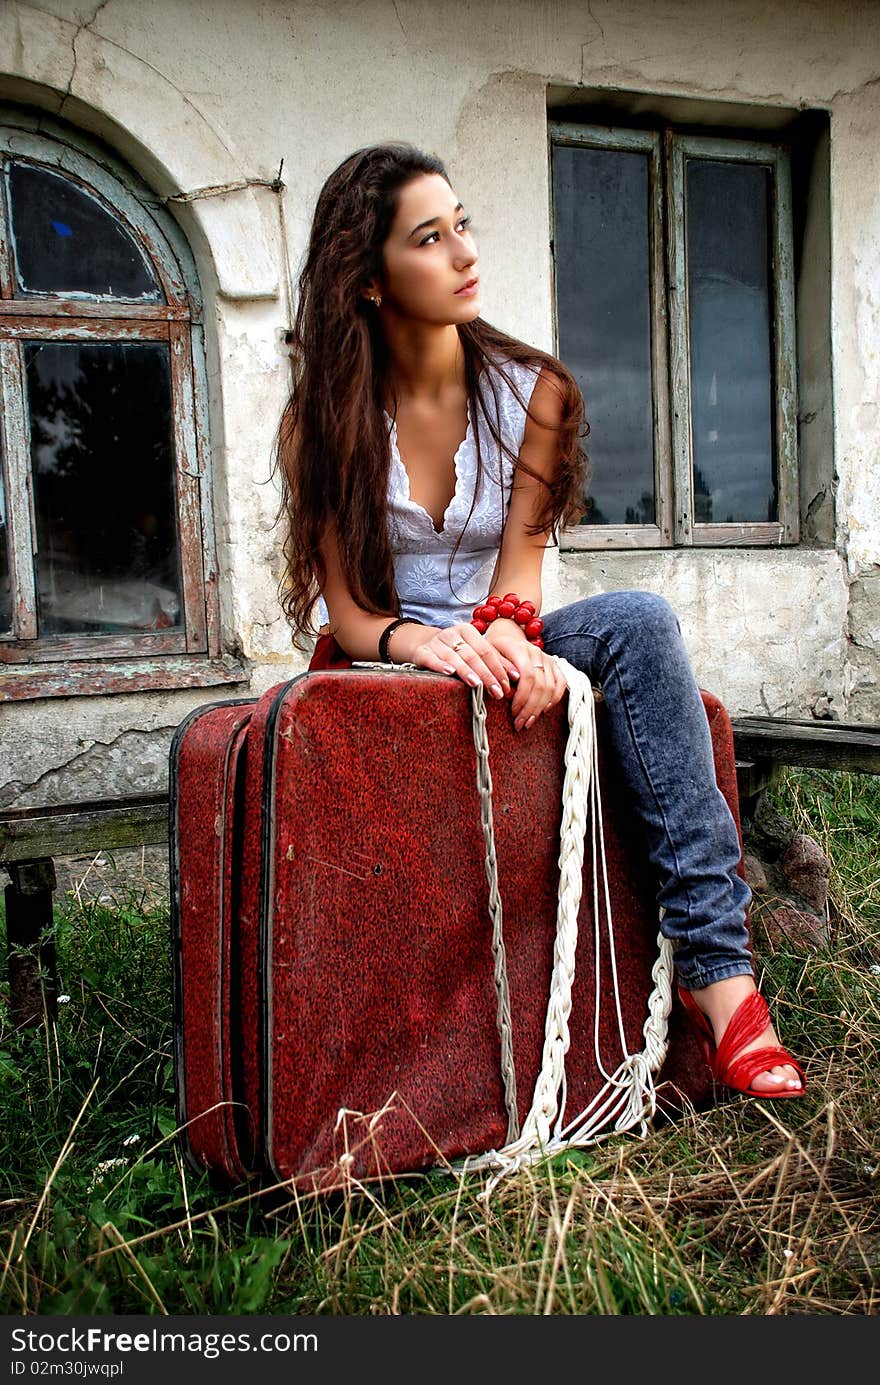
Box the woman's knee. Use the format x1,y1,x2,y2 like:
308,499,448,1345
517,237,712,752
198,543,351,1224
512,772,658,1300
618,590,682,641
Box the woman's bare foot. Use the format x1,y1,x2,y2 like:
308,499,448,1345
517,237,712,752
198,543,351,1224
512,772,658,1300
689,974,803,1094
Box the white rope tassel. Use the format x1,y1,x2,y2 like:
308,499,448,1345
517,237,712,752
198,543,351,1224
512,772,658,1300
458,656,675,1193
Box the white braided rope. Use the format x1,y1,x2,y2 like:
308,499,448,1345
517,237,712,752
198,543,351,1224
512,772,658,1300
458,656,675,1194
470,684,520,1143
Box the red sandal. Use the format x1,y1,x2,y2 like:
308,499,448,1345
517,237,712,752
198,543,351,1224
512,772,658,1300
679,987,805,1098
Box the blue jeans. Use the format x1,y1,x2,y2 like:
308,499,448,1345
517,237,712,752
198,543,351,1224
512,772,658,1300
542,592,753,990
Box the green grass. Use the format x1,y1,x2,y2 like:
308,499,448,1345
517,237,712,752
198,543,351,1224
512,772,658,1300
1,769,878,1315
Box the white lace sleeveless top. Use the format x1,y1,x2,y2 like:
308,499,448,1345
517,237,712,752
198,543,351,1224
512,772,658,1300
316,358,541,630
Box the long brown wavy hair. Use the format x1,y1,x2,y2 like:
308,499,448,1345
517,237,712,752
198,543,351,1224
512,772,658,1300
272,142,589,649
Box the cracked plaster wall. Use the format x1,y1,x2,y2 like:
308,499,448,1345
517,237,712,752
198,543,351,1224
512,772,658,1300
1,0,879,810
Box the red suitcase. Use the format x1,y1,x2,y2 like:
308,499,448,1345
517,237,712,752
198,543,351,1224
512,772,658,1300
170,667,746,1192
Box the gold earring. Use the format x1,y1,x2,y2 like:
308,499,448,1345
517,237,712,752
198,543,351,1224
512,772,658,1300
371,294,382,308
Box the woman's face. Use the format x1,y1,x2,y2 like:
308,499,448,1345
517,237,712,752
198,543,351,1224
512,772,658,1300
373,173,480,325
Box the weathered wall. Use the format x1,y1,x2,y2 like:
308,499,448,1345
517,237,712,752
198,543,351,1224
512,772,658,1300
829,74,880,719
1,0,878,811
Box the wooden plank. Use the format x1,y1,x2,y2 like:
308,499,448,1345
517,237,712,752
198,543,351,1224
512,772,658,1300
0,164,14,300
773,149,800,544
0,318,170,341
731,717,880,773
0,340,38,638
0,300,189,320
4,858,59,1026
734,758,780,804
0,797,169,862
734,716,880,741
690,522,785,546
0,630,188,662
648,131,673,545
548,122,657,155
665,131,693,546
560,523,665,550
0,652,247,700
169,320,207,653
675,135,788,164
190,320,222,657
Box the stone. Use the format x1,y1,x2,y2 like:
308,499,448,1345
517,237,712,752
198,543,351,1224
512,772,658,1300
810,693,836,720
743,793,796,864
781,833,831,914
849,570,880,651
743,852,769,892
754,904,828,952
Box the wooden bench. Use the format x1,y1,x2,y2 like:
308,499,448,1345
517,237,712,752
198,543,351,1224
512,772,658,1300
1,794,168,1027
3,719,879,1026
731,716,880,807
732,716,880,775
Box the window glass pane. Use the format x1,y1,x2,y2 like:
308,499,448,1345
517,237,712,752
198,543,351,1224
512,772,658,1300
553,143,655,525
23,340,182,635
0,445,11,636
686,159,776,523
8,163,162,301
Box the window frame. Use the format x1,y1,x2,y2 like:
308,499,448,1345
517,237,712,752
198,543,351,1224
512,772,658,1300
549,119,799,551
0,113,234,699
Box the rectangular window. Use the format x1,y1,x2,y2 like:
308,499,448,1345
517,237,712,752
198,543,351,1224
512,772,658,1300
551,123,798,549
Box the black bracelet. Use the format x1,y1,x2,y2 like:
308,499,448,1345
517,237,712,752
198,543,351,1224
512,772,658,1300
378,616,422,663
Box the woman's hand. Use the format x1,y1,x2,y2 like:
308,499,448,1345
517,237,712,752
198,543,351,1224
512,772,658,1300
388,617,566,729
485,621,567,732
391,621,516,700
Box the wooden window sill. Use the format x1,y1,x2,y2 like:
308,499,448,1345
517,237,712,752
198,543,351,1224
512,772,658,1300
1,654,250,702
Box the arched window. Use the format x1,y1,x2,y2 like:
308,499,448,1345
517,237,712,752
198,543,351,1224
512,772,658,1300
0,111,230,699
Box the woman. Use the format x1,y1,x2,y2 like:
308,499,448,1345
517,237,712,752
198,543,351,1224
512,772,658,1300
273,142,804,1100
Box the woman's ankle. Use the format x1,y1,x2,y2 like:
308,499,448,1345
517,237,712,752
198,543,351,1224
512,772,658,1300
688,973,758,1032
